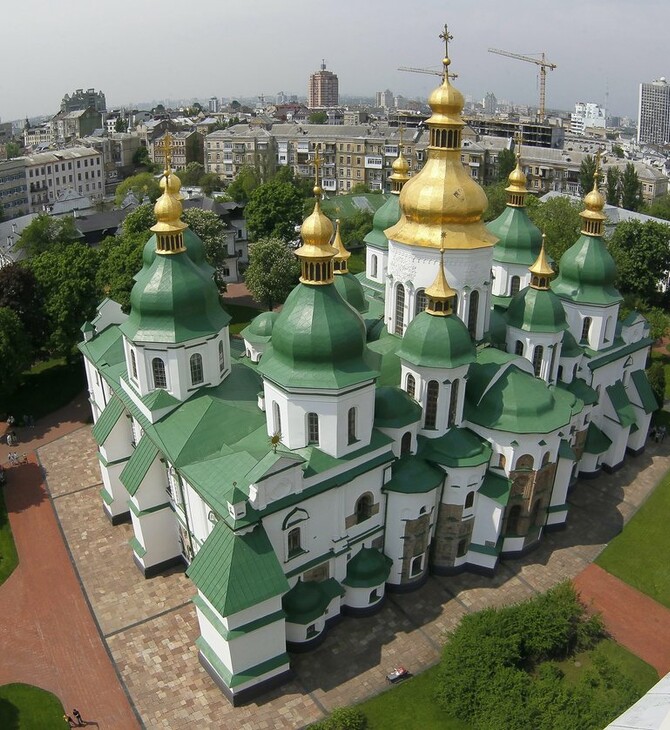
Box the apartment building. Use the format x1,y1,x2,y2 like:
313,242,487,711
638,78,670,145
151,130,204,170
0,158,29,219
465,117,565,149
308,62,339,108
23,147,103,212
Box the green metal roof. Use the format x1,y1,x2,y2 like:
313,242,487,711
333,272,369,314
187,522,289,617
488,307,508,347
506,286,567,333
141,388,181,412
91,396,125,445
556,378,598,406
241,312,277,344
397,311,476,369
479,471,512,505
282,578,343,625
418,427,492,468
584,422,612,454
586,338,653,370
342,548,392,588
120,437,159,496
365,328,402,388
79,324,125,368
630,369,659,414
373,386,422,428
560,329,583,358
487,205,542,266
384,455,444,494
559,439,577,460
606,381,637,428
258,282,378,390
363,194,401,250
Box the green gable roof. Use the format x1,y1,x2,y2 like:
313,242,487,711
79,324,125,368
120,437,159,496
92,396,125,445
479,471,512,505
333,272,369,314
584,422,612,454
556,378,598,406
187,522,289,617
384,455,444,494
606,382,637,428
141,388,181,412
630,370,658,414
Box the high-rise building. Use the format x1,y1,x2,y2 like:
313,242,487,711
308,61,339,108
208,97,220,113
60,88,107,113
375,89,394,109
638,77,670,145
483,92,497,115
571,102,606,135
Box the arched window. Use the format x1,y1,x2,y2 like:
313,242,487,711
410,555,423,577
218,340,225,373
510,276,521,296
356,493,373,524
468,290,479,338
307,412,319,444
541,452,550,467
515,454,534,470
457,539,468,558
464,491,475,509
190,353,204,385
369,589,380,604
497,453,507,469
348,407,357,444
581,316,592,344
394,284,405,335
515,340,524,356
415,289,427,315
130,349,138,379
406,373,416,399
506,505,522,535
448,379,459,427
401,431,412,455
532,345,543,377
371,255,378,278
273,401,281,435
424,380,439,429
287,528,301,557
604,315,612,342
152,357,167,389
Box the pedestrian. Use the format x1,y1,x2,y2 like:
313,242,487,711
63,715,75,727
660,426,667,442
6,415,14,428
72,708,83,726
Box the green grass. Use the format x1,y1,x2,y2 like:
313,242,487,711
3,358,85,421
348,250,365,275
225,303,264,335
356,665,470,730
0,683,67,729
596,470,670,608
0,487,18,586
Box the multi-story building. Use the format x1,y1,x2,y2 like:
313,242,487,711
483,92,497,115
638,78,670,145
308,61,339,108
465,117,565,149
52,108,103,142
375,90,394,109
0,158,29,219
571,102,606,135
23,147,103,212
208,97,220,113
23,123,53,149
151,130,204,170
61,88,107,114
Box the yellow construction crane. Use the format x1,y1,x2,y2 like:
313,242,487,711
488,48,557,119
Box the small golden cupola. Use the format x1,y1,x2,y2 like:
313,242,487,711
580,150,606,237
389,129,411,194
294,150,337,285
332,219,351,274
506,135,529,207
425,238,458,315
529,234,555,290
151,132,187,254
385,24,496,250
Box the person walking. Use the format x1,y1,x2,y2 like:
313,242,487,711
72,708,83,726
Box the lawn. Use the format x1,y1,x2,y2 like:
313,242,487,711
225,303,264,335
596,469,670,608
348,250,366,275
0,684,67,729
0,487,18,586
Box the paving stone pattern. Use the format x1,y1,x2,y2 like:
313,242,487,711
38,428,670,729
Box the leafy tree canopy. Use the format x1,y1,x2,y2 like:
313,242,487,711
115,172,161,205
200,172,222,196
96,232,148,313
308,111,328,124
122,203,156,236
244,237,300,310
483,182,510,222
620,163,643,211
497,148,516,182
114,117,126,133
606,167,621,207
339,211,374,247
131,145,155,171
16,214,79,257
646,194,670,222
5,141,21,159
245,179,304,242
527,196,582,264
0,307,33,404
579,154,600,195
177,162,206,187
0,264,48,347
182,208,229,291
227,165,261,203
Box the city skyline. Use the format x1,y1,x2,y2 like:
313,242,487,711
4,0,667,122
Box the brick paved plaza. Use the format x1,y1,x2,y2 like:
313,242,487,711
37,425,669,729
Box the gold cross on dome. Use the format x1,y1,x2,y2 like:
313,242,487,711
439,23,453,58
594,147,602,182
313,145,322,185
159,132,173,171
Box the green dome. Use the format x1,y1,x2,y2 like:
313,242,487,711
342,548,391,588
333,272,369,314
420,427,492,468
363,195,401,250
374,386,422,428
258,283,378,389
488,307,507,346
282,580,330,625
398,311,475,369
120,250,231,344
506,286,567,333
487,206,542,266
241,311,277,343
141,230,216,279
560,329,582,358
552,234,621,305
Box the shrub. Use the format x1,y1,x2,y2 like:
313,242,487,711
310,707,367,730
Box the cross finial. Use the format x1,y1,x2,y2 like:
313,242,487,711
515,130,523,162
594,147,602,187
439,23,453,59
159,132,173,172
440,230,446,255
313,145,322,197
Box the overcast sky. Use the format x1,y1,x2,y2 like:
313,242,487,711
4,0,667,122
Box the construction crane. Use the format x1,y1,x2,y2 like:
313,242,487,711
397,66,442,77
488,48,557,120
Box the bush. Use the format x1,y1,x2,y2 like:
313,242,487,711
310,707,367,730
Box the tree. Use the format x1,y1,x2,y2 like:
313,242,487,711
339,211,374,247
114,117,127,133
483,182,510,222
273,165,313,198
200,173,222,196
647,361,666,407
28,243,100,359
182,208,229,291
611,144,625,159
96,232,148,312
308,111,328,125
620,163,643,211
122,203,156,236
227,166,260,203
244,238,300,309
115,172,161,205
608,220,670,302
245,179,304,242
349,183,372,194
579,154,599,194
527,196,582,263
5,141,20,159
16,214,79,257
0,307,33,404
647,194,670,221
177,162,205,187
497,148,516,182
605,168,621,206
131,145,155,172
0,264,48,348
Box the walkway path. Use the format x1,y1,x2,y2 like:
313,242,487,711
574,564,670,676
0,399,140,728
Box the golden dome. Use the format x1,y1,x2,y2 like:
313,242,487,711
391,152,410,177
425,245,457,315
332,219,351,273
507,162,527,191
584,184,605,213
160,170,183,198
151,163,187,252
426,59,465,126
529,235,554,289
580,154,606,236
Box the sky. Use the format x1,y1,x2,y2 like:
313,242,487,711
4,0,668,122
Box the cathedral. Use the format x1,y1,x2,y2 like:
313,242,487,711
80,34,656,705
